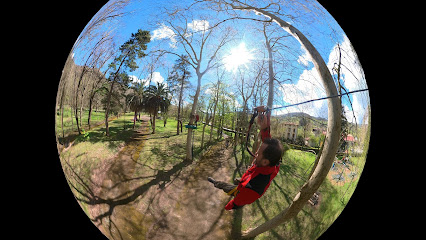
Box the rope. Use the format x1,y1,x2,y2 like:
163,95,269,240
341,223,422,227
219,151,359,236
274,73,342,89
269,88,369,111
246,110,259,158
197,88,368,115
196,88,368,159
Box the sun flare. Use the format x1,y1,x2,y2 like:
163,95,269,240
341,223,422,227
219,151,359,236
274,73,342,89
223,42,255,72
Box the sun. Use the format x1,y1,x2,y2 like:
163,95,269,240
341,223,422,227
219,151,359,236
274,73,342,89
223,42,255,72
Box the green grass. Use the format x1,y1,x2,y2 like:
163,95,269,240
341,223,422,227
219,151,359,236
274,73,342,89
58,113,366,239
59,112,143,215
59,115,221,209
135,118,220,173
56,107,109,138
239,149,365,239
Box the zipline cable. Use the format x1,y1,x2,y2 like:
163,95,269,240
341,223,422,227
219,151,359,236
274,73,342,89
268,88,369,112
244,88,368,158
197,88,369,115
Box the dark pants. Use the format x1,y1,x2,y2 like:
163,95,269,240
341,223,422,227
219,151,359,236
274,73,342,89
214,181,238,195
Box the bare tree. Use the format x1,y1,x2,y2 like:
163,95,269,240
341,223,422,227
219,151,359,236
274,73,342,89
73,34,114,134
73,0,131,52
201,1,342,238
209,70,225,142
104,30,151,136
55,0,130,141
167,55,192,135
158,10,234,161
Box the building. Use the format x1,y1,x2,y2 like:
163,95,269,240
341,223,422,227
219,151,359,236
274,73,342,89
282,122,298,141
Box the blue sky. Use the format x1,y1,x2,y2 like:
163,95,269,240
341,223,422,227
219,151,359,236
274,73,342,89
72,0,369,124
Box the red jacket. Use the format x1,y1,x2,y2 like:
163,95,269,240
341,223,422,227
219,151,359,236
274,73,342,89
225,127,280,210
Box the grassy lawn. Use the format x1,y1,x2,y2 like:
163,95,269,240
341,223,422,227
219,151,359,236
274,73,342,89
140,122,366,239
59,114,220,210
58,112,366,239
59,113,220,178
240,149,365,239
60,112,142,162
134,118,221,175
56,107,107,137
59,112,143,214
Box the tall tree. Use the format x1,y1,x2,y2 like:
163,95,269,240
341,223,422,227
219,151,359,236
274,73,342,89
105,29,150,136
204,1,342,238
161,12,233,161
167,55,192,135
263,23,275,109
55,0,130,145
143,82,171,133
128,80,145,129
209,70,225,142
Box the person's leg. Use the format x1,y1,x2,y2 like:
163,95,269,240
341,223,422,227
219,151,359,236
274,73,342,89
208,177,237,191
214,181,237,193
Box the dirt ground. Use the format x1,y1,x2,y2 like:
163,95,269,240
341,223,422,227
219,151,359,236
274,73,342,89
88,116,235,240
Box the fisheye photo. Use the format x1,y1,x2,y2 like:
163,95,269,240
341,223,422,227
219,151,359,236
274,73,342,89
55,0,371,239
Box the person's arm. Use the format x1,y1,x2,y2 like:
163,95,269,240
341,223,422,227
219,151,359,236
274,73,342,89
256,106,271,141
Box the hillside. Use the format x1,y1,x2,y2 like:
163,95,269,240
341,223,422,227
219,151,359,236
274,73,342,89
275,112,327,128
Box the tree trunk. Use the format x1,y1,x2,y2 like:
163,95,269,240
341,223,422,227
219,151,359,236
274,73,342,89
218,99,225,139
264,26,274,109
71,103,74,132
133,111,137,129
74,103,81,134
231,109,235,138
105,55,127,136
210,79,220,142
79,101,84,129
177,72,185,135
152,112,157,134
201,115,210,149
307,140,325,180
185,74,202,161
87,69,107,130
234,7,342,239
61,106,65,138
74,70,86,135
104,80,115,136
88,96,93,130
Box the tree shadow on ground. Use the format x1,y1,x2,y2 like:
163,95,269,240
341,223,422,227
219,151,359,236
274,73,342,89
63,155,192,239
62,118,236,239
139,139,234,240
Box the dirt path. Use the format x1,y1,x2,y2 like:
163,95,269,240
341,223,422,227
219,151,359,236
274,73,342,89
88,116,235,240
89,115,151,239
141,139,235,240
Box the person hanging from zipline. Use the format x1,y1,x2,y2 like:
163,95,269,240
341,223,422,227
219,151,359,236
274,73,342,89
208,106,285,210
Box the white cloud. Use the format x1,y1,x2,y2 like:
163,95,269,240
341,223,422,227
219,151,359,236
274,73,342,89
129,75,144,85
142,72,165,87
187,20,209,33
234,99,242,108
327,35,366,92
151,23,177,48
297,46,312,67
279,35,368,122
204,88,213,95
150,20,209,48
279,67,326,117
328,35,369,124
129,73,166,87
344,93,366,124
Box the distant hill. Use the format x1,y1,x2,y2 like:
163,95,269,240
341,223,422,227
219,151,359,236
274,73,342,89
276,112,327,122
